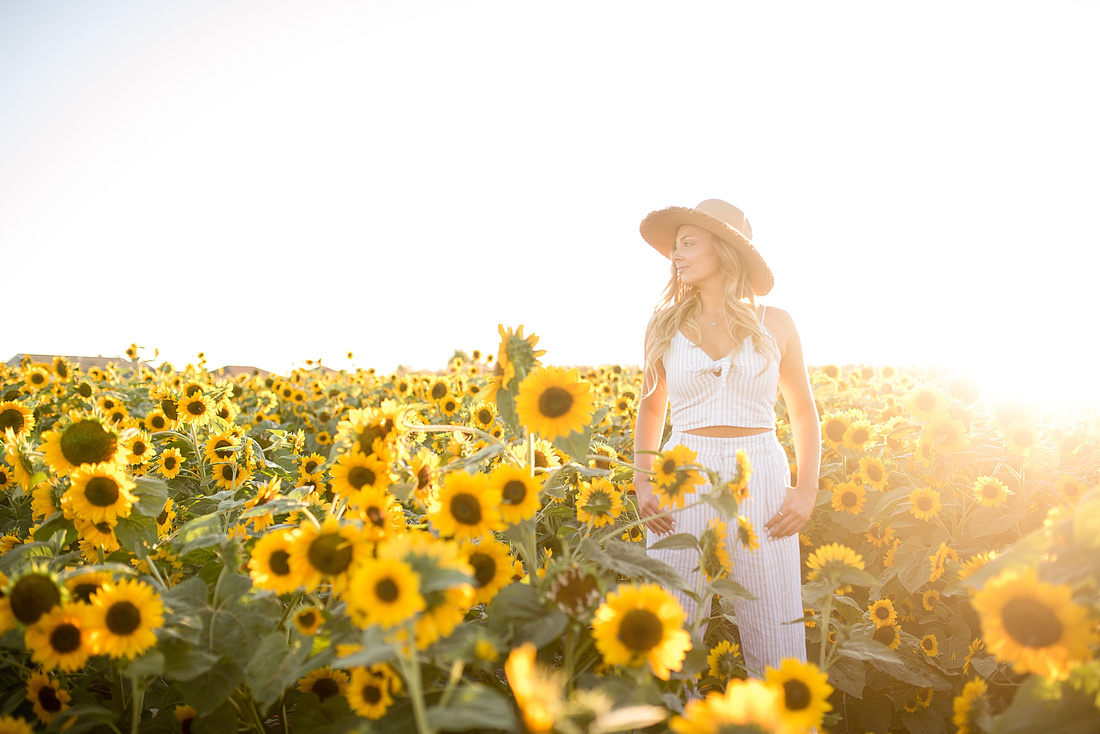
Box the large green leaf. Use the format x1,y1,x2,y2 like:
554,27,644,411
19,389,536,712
131,475,169,517
426,685,519,732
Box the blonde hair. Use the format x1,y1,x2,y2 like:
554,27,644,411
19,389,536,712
642,233,778,398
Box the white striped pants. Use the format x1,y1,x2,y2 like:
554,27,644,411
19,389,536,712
646,429,806,676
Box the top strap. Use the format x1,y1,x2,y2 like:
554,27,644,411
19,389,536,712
760,304,767,323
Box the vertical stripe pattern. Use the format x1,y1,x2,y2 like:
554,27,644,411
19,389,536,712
646,430,807,677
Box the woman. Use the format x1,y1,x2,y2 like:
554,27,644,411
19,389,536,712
633,199,821,676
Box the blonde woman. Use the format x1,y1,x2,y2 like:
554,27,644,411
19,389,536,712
633,199,821,675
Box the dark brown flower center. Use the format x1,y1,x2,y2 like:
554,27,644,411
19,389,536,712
49,621,82,654
106,601,142,635
213,440,234,459
477,409,492,424
362,683,383,704
375,578,399,602
269,550,291,576
825,421,846,442
37,682,63,711
502,479,528,505
186,399,206,416
60,420,117,467
1002,597,1063,648
84,477,121,507
842,492,858,508
917,496,933,511
348,466,376,490
469,553,497,587
916,393,936,411
873,625,897,646
431,383,448,400
312,678,340,701
10,574,61,625
0,408,24,434
617,608,663,652
450,494,482,525
308,533,353,576
783,679,812,711
537,387,573,419
164,456,178,470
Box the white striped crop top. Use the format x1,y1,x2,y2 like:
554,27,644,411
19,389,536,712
663,308,780,431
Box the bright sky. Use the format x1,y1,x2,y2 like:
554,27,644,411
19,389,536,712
2,1,1098,412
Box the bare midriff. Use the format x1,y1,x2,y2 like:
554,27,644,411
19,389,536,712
684,426,773,437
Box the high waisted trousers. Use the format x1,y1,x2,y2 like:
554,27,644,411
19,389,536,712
646,429,806,676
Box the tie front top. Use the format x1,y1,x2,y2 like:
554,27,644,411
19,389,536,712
663,308,780,431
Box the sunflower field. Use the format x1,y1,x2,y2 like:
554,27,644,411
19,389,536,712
0,328,1098,734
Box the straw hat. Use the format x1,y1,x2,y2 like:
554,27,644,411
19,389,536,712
639,199,774,296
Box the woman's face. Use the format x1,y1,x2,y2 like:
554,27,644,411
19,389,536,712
671,224,723,288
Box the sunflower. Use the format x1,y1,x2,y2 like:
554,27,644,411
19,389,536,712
806,543,865,585
22,364,51,392
919,633,939,657
736,515,760,553
428,470,502,540
156,448,184,479
514,366,595,440
971,476,1010,508
856,456,889,491
74,517,121,554
765,659,833,733
546,563,602,615
488,464,542,525
957,551,997,581
0,715,35,734
670,679,783,734
407,448,440,508
864,522,895,549
970,567,1095,678
591,583,692,680
908,487,942,521
922,589,940,611
174,705,196,732
1054,475,1088,505
64,570,113,604
23,602,93,672
248,528,302,594
820,410,857,448
297,452,327,484
906,385,949,420
652,444,705,509
211,460,251,491
964,637,985,674
4,566,63,627
1003,421,1038,457
87,579,164,659
288,517,364,592
346,486,404,542
203,431,241,465
576,478,623,527
697,518,732,582
928,542,958,583
293,606,324,636
470,401,496,431
63,462,137,524
330,450,390,499
706,639,741,682
41,414,125,475
346,666,395,720
26,672,71,726
296,667,349,702
0,465,14,492
830,481,866,515
505,641,562,734
952,678,988,734
177,392,214,425
463,538,516,606
868,599,897,628
0,402,34,441
842,419,875,452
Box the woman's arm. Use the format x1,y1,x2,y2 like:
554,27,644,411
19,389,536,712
633,328,674,535
763,307,821,540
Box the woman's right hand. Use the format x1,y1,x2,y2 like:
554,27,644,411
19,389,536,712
635,481,675,536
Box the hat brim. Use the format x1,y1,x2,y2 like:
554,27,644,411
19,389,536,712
640,206,774,296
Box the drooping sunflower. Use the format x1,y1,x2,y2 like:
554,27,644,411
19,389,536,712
928,542,959,584
295,667,349,702
830,481,866,515
248,528,302,594
428,470,502,540
970,567,1095,679
288,517,365,592
488,464,542,525
513,366,595,440
697,518,732,583
576,478,623,528
737,515,760,553
952,678,988,734
87,579,164,659
591,583,692,680
4,566,64,627
806,543,865,585
652,444,705,509
346,666,395,720
63,462,137,524
41,413,126,476
25,672,72,726
908,487,942,521
764,659,833,733
0,402,34,441
463,538,516,606
868,599,897,628
872,622,903,650
505,641,562,734
23,601,93,672
705,639,741,682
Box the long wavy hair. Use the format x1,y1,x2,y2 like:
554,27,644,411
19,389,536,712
642,232,778,398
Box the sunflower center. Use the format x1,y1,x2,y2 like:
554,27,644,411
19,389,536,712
872,626,896,646
49,621,83,653
106,601,143,635
375,578,399,602
60,420,117,467
312,678,340,701
37,683,63,711
213,440,234,459
157,509,170,525
661,458,676,474
616,609,663,652
477,409,492,424
874,606,891,620
298,611,316,627
851,429,869,444
10,574,61,625
502,480,528,505
186,400,206,416
78,382,93,398
866,465,883,482
366,506,385,527
416,467,432,490
783,679,812,711
0,473,7,486
469,553,497,587
537,387,574,419
0,408,24,433
71,583,100,604
1002,597,1063,648
825,421,846,442
308,534,353,576
161,398,178,420
842,492,858,508
164,456,178,470
431,383,448,400
363,684,383,704
916,393,936,411
450,493,482,525
220,465,237,481
917,496,933,511
84,477,121,507
270,550,292,576
304,460,319,474
348,466,376,490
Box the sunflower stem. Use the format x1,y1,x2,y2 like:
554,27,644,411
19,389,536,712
399,628,435,734
819,591,834,671
437,658,465,709
129,676,145,734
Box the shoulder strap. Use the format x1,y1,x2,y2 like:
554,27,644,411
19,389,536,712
759,305,767,323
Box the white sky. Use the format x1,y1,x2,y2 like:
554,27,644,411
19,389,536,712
2,0,1098,412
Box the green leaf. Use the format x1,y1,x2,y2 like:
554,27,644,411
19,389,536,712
486,582,569,648
174,514,224,557
701,490,739,519
648,532,700,551
987,675,1100,734
131,475,169,517
175,658,245,716
426,685,519,733
838,638,901,664
124,649,166,677
828,657,865,698
115,514,158,556
244,631,313,714
553,425,593,463
892,535,930,594
707,578,755,601
32,514,77,545
162,640,221,682
590,538,696,596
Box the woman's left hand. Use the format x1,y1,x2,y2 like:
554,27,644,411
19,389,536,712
765,484,816,540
